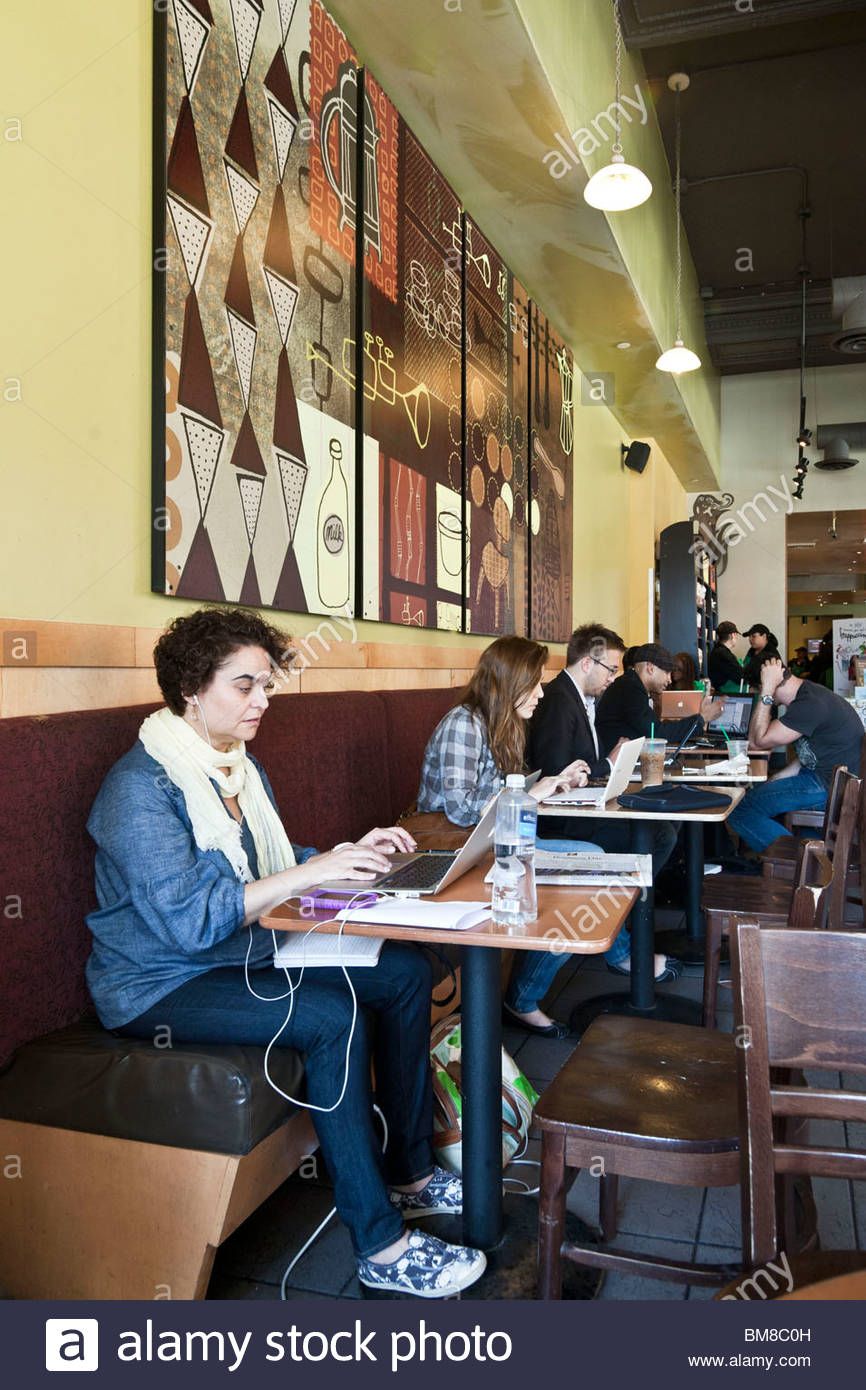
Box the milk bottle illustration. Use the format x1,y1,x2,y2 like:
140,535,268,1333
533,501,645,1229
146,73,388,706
316,437,350,609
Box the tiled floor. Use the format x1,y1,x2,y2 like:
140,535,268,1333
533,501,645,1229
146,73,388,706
207,905,865,1301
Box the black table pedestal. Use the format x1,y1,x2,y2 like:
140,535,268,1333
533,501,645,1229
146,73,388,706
654,822,730,968
570,820,702,1035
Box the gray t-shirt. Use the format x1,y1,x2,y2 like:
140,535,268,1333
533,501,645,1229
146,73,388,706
779,680,863,787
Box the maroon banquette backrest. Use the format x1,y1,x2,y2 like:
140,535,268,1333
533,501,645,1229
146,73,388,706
0,686,457,1065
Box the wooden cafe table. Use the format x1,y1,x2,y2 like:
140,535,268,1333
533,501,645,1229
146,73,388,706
538,785,745,1032
262,860,636,1294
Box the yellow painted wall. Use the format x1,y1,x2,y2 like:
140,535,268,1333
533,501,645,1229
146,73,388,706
1,0,687,652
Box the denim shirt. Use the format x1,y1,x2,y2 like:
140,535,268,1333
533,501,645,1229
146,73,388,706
85,740,316,1029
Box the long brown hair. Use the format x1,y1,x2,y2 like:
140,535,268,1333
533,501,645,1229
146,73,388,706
461,636,548,775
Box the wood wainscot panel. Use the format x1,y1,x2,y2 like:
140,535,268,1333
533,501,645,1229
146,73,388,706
0,668,162,719
299,668,452,695
0,620,136,669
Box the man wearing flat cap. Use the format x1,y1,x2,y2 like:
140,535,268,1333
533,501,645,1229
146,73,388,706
596,642,725,754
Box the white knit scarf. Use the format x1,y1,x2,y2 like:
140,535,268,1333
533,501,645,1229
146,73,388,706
139,707,296,883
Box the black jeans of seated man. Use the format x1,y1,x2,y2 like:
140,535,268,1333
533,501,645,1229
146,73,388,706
116,941,435,1261
504,817,678,1014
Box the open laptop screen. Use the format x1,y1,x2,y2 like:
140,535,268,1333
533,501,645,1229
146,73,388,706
707,693,753,736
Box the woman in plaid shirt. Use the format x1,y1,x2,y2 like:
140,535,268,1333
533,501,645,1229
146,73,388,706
418,636,621,1039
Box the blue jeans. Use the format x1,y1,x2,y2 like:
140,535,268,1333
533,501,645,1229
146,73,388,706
505,836,634,1014
726,769,827,853
116,943,435,1259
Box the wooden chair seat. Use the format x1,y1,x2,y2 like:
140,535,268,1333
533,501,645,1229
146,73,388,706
701,874,793,921
535,1017,741,1294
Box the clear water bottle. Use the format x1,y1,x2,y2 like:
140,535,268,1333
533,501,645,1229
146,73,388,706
491,774,538,926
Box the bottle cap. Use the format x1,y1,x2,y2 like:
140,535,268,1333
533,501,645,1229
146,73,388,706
505,774,525,788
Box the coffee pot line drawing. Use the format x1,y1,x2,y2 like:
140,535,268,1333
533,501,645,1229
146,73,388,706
319,62,382,260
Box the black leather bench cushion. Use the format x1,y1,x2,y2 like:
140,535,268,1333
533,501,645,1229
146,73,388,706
0,1020,305,1156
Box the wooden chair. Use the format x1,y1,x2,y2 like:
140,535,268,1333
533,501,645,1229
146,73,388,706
716,923,866,1298
533,861,838,1299
701,773,861,1028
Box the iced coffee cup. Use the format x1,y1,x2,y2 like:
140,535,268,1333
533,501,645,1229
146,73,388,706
640,739,667,788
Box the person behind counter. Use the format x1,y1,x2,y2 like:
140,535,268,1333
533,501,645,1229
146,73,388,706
741,623,781,688
708,621,743,693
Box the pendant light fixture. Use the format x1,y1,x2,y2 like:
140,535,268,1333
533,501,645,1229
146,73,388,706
583,0,652,212
655,73,701,374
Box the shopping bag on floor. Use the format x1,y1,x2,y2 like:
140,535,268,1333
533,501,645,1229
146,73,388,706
429,1013,538,1174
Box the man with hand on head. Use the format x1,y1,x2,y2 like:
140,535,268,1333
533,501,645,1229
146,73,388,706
726,657,864,852
528,624,681,983
596,642,725,752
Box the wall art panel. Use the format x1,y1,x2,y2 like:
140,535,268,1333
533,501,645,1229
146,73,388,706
463,218,529,637
528,304,573,643
154,0,359,618
360,74,465,632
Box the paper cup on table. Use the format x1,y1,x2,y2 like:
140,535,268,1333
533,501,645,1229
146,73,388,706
640,739,667,788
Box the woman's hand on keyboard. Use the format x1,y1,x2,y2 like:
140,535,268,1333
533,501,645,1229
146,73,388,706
357,825,417,854
304,843,393,883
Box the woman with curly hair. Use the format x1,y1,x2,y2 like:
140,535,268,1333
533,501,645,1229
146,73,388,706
417,636,607,1039
84,606,485,1299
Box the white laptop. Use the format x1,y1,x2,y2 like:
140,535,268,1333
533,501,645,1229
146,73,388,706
319,771,541,897
540,737,645,807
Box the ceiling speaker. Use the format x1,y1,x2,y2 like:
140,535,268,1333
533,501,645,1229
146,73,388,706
622,441,651,474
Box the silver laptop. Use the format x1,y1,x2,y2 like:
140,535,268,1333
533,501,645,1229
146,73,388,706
320,772,541,896
539,737,645,807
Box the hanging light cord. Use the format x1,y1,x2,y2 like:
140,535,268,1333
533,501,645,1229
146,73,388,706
612,0,623,156
673,88,683,342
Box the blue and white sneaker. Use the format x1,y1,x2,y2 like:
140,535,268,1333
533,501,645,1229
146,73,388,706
389,1165,463,1218
357,1229,486,1297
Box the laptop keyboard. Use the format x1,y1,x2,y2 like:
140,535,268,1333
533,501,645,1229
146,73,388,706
377,853,457,891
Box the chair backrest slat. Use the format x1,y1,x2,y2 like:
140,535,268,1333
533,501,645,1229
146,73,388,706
733,924,866,1267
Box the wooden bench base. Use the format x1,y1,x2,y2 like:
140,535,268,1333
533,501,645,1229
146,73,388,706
0,1112,317,1300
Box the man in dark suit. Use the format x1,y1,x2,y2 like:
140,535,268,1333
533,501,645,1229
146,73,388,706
595,642,724,752
528,624,680,981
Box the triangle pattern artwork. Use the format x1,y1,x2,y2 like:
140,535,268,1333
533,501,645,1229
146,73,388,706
264,48,299,180
230,411,267,477
266,96,298,183
181,412,224,518
239,550,262,606
262,269,299,347
223,160,259,236
277,0,298,43
229,0,262,84
175,520,225,600
171,0,212,96
238,473,265,548
178,290,222,426
225,86,259,181
226,310,257,411
276,450,307,544
167,195,213,289
167,96,210,216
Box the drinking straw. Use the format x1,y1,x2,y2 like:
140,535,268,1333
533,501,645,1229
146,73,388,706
650,722,655,740
721,728,732,749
